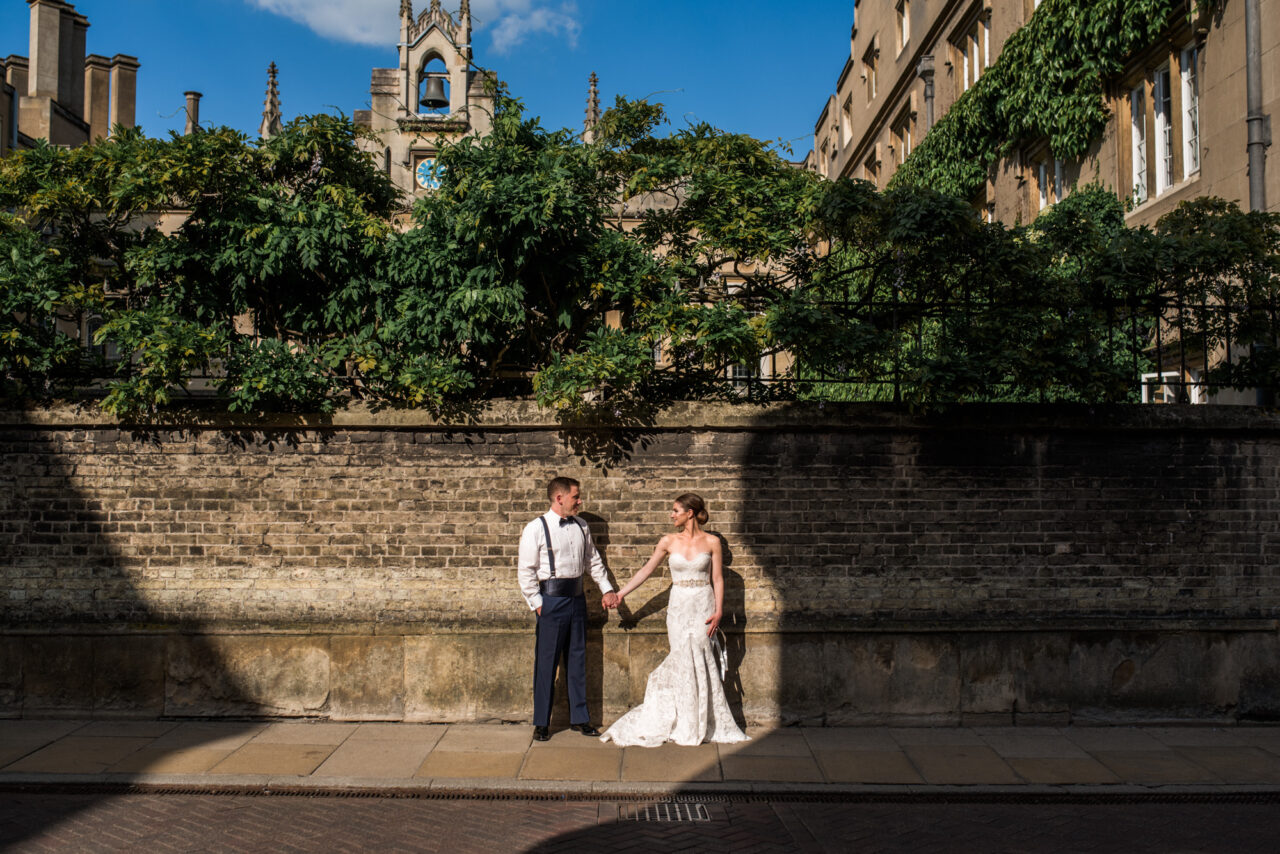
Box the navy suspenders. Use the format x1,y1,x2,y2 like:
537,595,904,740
538,516,587,578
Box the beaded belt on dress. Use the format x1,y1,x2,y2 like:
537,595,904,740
673,578,710,588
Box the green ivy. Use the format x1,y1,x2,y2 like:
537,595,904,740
890,0,1215,199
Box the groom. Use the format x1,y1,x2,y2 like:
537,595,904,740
518,476,619,741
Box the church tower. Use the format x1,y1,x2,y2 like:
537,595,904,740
355,0,495,202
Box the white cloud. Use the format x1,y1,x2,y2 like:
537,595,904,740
246,0,580,53
248,0,399,46
477,1,580,53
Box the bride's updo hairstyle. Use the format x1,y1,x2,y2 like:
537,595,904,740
675,493,709,526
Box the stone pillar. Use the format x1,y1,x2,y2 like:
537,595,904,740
184,91,202,136
108,54,139,129
83,53,110,140
28,0,65,99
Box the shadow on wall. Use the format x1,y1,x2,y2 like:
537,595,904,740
0,424,320,848
4,403,1280,850
528,402,1280,850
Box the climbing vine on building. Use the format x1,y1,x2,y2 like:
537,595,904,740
890,0,1217,199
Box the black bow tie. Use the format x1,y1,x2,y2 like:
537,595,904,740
559,517,574,526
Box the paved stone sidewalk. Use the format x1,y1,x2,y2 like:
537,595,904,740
4,720,1280,793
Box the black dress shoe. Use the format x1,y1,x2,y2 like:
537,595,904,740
569,723,600,737
533,726,550,741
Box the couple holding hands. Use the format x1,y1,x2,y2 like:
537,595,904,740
517,477,749,747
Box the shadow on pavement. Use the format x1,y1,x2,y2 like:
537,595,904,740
0,423,286,847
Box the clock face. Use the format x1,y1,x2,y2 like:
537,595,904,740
415,157,442,191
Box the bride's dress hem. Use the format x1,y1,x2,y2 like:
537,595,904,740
598,552,749,749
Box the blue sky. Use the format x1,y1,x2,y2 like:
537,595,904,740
2,0,854,159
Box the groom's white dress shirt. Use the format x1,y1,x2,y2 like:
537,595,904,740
518,510,613,611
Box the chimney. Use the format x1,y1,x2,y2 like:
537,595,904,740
65,9,87,120
184,90,202,135
5,55,28,97
84,53,110,140
28,0,65,98
108,53,139,129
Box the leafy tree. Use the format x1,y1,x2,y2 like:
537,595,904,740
1019,184,1152,402
1,91,1276,419
388,92,826,416
0,116,399,413
1148,198,1280,395
0,214,99,397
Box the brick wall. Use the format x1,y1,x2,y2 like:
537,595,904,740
2,402,1279,723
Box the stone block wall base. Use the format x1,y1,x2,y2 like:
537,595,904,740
5,628,1280,724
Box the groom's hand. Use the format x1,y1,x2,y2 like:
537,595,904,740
602,592,619,609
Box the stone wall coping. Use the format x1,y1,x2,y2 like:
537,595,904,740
3,400,1280,432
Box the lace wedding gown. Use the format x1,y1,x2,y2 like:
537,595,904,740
600,552,750,747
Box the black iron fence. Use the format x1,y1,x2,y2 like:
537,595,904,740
726,292,1280,406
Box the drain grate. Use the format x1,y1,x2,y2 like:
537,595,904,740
620,802,712,822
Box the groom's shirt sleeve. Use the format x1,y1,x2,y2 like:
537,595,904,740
518,519,543,611
584,527,613,595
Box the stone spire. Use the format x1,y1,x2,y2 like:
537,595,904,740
459,0,472,60
259,62,283,140
400,0,413,20
583,72,600,143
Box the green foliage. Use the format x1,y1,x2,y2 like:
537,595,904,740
788,182,1278,405
0,215,97,396
0,82,1275,419
891,0,1213,198
392,92,825,417
1148,198,1280,393
0,115,399,414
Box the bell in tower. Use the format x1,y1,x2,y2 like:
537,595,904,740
419,74,449,111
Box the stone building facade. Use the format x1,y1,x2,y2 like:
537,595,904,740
810,0,1276,405
1,0,138,154
353,0,495,203
811,0,1277,228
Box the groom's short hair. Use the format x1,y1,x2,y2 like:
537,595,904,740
547,477,580,501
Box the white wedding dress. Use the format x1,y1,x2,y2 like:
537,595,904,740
600,552,750,747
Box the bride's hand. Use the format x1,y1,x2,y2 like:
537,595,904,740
705,612,721,636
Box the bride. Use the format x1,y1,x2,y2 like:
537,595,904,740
600,493,749,747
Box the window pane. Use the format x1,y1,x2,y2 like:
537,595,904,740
1154,68,1173,195
1131,86,1147,204
1181,46,1200,176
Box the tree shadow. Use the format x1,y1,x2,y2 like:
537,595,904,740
554,399,660,472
